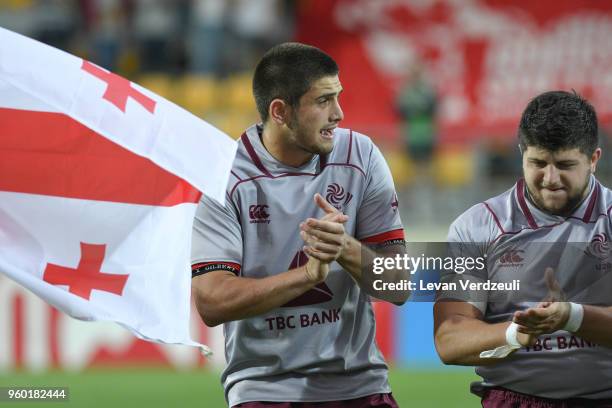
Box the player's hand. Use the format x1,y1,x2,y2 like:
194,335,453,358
304,256,330,284
300,215,347,263
512,267,570,334
513,302,571,334
542,267,565,303
300,194,349,263
516,328,541,347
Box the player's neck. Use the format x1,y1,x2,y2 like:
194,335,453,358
524,178,593,217
261,126,314,168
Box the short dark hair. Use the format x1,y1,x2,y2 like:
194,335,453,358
518,90,598,156
252,42,339,123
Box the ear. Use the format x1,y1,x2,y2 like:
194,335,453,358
269,99,289,126
590,147,602,173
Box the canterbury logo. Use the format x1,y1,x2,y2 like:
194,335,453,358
326,183,353,210
498,249,524,265
249,204,270,224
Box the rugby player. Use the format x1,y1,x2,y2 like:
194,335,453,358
434,91,612,407
191,43,409,407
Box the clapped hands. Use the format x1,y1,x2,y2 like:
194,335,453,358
513,267,571,345
300,194,349,283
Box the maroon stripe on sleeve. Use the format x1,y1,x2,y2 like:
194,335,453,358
484,202,505,234
582,182,600,222
516,178,538,229
240,132,273,177
346,129,353,163
361,229,405,244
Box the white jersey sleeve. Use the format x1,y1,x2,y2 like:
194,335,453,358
355,142,403,242
440,203,501,313
447,201,500,247
191,194,243,276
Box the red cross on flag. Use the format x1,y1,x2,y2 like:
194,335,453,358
0,27,237,351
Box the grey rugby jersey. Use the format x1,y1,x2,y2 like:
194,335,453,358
191,124,404,405
444,177,612,399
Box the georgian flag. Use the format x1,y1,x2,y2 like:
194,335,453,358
0,27,237,349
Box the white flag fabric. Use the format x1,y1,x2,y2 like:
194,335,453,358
0,27,237,349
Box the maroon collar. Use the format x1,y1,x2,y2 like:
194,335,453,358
516,178,600,228
240,131,273,177
516,178,538,229
241,126,328,176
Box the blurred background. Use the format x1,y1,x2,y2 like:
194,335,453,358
2,0,612,406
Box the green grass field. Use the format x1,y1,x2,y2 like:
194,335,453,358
0,368,481,407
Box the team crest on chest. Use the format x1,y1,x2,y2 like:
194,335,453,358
584,233,612,272
584,233,611,261
325,183,353,211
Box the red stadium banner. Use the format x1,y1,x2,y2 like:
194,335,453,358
297,0,612,144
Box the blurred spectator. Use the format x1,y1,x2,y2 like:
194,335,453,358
83,0,131,71
486,141,522,179
223,0,295,74
35,0,79,50
396,63,438,163
188,0,228,75
0,0,39,38
132,0,182,72
0,0,295,76
593,129,612,177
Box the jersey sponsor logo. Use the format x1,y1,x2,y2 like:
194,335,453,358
325,183,353,211
248,204,270,224
264,308,341,330
281,250,334,307
497,249,524,267
523,334,599,352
